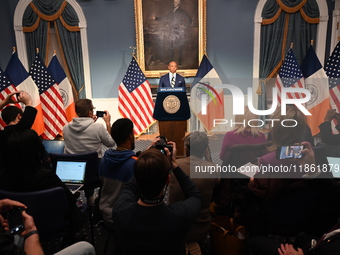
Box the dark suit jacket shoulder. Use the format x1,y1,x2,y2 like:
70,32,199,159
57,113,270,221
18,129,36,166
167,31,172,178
159,73,186,88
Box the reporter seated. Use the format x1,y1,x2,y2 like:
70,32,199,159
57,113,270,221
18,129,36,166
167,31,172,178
0,129,84,238
0,198,95,255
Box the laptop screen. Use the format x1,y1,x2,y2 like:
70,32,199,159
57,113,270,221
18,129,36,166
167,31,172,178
326,157,340,178
56,161,86,183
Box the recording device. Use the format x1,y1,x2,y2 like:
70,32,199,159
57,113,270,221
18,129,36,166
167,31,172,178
7,207,24,235
152,136,173,154
96,111,106,117
276,145,303,160
14,92,20,102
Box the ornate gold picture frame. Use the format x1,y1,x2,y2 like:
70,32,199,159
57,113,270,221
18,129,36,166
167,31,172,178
134,0,206,78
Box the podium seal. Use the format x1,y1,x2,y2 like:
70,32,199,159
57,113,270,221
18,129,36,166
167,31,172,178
163,95,181,114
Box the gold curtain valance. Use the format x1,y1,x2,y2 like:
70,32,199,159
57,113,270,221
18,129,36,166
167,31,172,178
300,9,319,24
262,0,319,25
262,8,283,25
23,1,80,32
276,0,308,13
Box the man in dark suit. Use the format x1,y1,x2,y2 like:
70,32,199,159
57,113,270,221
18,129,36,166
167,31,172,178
158,61,186,88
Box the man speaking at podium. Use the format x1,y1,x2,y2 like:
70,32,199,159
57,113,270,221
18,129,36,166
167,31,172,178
159,61,186,88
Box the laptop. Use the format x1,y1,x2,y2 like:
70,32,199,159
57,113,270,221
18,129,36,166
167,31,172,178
326,157,340,179
56,161,87,194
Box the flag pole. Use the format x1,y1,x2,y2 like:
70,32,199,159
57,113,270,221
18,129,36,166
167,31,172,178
12,47,16,54
290,42,294,49
311,40,314,47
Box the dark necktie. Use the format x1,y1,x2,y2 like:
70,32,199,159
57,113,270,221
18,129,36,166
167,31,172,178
171,75,175,87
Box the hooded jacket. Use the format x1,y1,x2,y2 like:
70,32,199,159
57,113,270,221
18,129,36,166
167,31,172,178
63,117,115,158
99,149,137,227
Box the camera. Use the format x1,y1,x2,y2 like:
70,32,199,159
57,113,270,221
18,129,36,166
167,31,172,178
96,111,106,117
7,207,24,235
276,145,303,160
152,136,173,154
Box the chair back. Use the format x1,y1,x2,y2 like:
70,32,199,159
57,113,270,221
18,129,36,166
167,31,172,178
0,187,70,238
316,142,340,157
42,139,65,154
49,151,101,189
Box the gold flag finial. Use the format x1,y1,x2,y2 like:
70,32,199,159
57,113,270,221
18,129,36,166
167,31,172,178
129,46,137,58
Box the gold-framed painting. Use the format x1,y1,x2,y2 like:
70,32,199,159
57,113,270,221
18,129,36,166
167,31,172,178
134,0,206,78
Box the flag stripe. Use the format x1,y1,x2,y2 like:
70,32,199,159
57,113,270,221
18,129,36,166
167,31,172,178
5,52,44,135
0,69,21,130
275,49,305,107
118,58,155,137
118,85,145,134
30,54,68,139
190,55,224,132
48,55,76,122
300,46,330,136
324,41,340,134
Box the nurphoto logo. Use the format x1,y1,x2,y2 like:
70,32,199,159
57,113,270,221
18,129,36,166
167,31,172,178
199,84,312,128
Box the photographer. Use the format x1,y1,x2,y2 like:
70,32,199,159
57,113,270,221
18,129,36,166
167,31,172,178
97,119,163,254
0,199,95,255
168,132,219,254
0,199,43,255
112,142,202,255
0,91,37,132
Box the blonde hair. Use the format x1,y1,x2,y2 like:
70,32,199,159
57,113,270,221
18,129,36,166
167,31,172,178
233,106,262,136
269,105,307,150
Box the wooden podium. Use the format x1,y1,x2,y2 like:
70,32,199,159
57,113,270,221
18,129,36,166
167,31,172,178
153,88,190,157
158,120,187,156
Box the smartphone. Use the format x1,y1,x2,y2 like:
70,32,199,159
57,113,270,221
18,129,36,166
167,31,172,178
276,145,303,160
7,207,24,235
13,93,20,102
96,111,106,117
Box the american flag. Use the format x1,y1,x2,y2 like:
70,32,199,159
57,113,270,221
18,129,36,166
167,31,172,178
0,68,21,129
30,54,68,140
118,57,155,136
275,49,305,105
325,41,340,134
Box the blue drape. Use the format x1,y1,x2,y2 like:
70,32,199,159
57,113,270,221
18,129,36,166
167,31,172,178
258,0,319,111
23,0,85,99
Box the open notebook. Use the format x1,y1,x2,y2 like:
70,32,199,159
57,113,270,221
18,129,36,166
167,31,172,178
56,161,87,194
